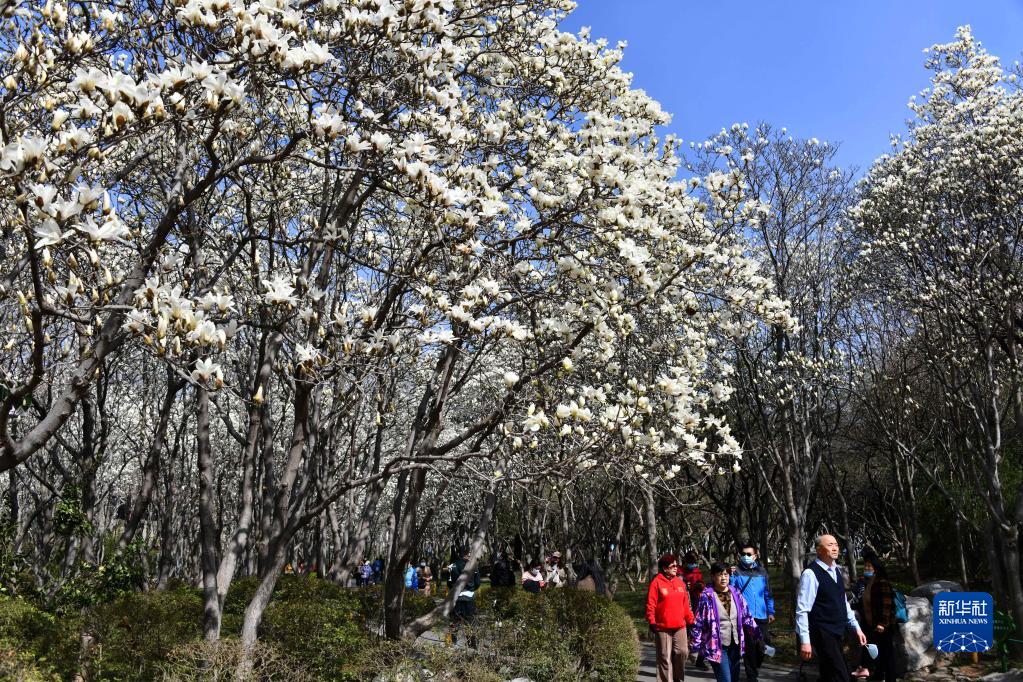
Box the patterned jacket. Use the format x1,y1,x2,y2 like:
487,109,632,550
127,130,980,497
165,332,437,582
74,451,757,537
690,585,761,663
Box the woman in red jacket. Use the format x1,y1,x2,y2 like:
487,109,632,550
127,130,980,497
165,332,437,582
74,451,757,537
647,553,696,682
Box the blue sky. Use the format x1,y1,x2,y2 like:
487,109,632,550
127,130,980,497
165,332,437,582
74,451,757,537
563,1,1023,173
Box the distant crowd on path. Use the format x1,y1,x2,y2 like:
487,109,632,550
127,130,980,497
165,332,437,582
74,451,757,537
382,545,608,648
646,536,902,682
355,557,385,586
346,545,607,601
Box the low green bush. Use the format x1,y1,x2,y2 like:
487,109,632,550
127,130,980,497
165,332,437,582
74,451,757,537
81,586,203,680
259,577,368,681
354,584,436,624
50,540,148,615
0,644,61,682
0,594,78,679
476,586,640,682
0,577,636,681
223,575,425,681
158,637,314,681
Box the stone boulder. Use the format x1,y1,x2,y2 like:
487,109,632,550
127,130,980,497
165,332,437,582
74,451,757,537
895,595,941,674
910,580,964,600
980,672,1023,682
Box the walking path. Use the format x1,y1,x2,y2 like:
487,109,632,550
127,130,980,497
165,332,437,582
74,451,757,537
636,641,816,681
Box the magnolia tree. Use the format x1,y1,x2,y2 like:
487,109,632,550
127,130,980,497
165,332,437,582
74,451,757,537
686,123,858,589
0,0,794,655
852,26,1023,631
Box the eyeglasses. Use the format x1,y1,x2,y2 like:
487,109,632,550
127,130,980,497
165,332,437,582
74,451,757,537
741,552,755,557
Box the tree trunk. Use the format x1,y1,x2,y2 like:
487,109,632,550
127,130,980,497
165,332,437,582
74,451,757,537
786,523,804,620
953,515,969,589
999,524,1023,652
406,487,497,639
826,458,856,580
7,469,18,532
237,539,290,679
216,334,281,609
338,480,385,586
382,341,462,638
77,397,100,566
119,373,181,549
384,469,427,639
196,387,222,641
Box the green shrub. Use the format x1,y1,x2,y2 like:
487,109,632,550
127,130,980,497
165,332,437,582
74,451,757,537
475,586,640,682
259,585,368,681
51,540,148,614
220,575,258,635
158,637,314,681
0,595,79,679
81,586,203,680
354,584,435,624
573,591,641,681
224,575,437,680
0,644,61,682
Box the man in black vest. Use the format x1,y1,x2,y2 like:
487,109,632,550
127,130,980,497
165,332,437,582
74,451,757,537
796,534,867,681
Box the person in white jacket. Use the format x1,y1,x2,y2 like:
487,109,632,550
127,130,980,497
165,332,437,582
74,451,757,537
545,551,566,587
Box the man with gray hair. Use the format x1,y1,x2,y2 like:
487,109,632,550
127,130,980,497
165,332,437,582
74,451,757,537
796,534,867,681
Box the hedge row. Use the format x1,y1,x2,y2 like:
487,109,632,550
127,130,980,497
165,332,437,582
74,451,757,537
0,577,638,681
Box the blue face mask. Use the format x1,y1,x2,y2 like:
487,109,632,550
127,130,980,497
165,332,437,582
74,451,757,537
686,564,698,570
739,555,755,567
863,570,874,578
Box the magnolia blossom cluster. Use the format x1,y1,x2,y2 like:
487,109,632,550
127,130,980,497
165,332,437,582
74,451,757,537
0,0,794,488
851,26,1023,438
854,26,1023,356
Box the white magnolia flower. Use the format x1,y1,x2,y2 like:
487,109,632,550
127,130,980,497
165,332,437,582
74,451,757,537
262,276,297,305
34,219,71,248
522,409,549,433
296,344,320,364
77,215,129,242
417,329,458,345
190,358,218,383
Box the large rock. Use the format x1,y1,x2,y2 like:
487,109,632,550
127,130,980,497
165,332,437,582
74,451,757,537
896,595,940,673
910,580,964,600
980,672,1023,682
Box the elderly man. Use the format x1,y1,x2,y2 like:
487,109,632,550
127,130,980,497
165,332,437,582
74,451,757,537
796,534,867,682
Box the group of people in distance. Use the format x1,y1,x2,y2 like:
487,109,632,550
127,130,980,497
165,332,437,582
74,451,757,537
647,535,899,682
355,557,384,585
490,548,610,595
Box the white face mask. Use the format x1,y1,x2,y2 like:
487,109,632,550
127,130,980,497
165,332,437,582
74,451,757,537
865,644,879,659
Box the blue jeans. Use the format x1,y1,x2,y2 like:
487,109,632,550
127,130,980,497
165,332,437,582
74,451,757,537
711,643,741,682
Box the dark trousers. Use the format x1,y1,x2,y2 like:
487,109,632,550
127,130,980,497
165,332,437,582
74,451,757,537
449,599,477,648
810,627,850,682
859,628,896,682
743,617,771,681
